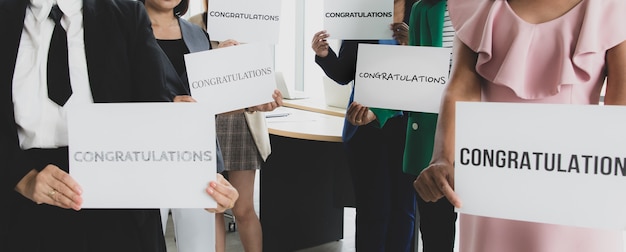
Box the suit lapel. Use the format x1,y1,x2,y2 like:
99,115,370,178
179,18,210,53
82,0,107,102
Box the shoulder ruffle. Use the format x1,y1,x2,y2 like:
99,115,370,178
449,0,626,100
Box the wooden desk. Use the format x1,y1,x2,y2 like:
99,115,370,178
261,106,353,251
283,98,346,117
266,107,343,142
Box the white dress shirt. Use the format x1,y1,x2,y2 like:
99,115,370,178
13,0,92,149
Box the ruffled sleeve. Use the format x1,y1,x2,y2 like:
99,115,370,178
572,0,626,76
448,0,626,100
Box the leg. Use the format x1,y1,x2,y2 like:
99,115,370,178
383,116,416,252
228,170,262,252
417,195,457,252
345,126,390,251
216,213,225,252
171,209,215,252
160,208,170,234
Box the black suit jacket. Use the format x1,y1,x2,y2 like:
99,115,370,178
0,0,176,251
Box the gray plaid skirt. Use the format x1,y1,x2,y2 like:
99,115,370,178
216,113,262,171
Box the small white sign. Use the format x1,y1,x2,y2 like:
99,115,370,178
323,0,394,40
354,44,451,113
455,102,626,230
68,103,217,208
207,0,282,44
185,43,276,114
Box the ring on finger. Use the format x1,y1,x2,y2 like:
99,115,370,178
48,189,57,198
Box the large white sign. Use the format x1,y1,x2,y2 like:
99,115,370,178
185,43,276,114
354,44,451,113
323,0,394,40
455,102,626,230
207,0,282,44
68,103,217,208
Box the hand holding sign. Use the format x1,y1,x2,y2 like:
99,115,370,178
14,164,84,211
245,89,283,113
312,30,331,58
346,102,376,126
206,173,239,213
390,23,409,45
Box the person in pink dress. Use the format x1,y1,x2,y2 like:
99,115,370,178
413,0,626,251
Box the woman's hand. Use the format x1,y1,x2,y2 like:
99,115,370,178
173,95,196,103
391,22,409,45
14,165,83,211
205,173,239,213
217,39,240,49
346,102,377,126
311,30,331,58
247,89,283,113
414,160,462,208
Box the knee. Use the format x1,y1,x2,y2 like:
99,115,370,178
231,205,257,221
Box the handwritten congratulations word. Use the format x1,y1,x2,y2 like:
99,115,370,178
358,72,447,84
191,67,273,89
325,12,392,18
459,148,626,177
209,11,279,21
74,150,212,162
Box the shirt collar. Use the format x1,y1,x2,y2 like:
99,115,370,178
30,0,83,23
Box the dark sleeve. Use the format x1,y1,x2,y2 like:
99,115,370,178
128,2,180,102
159,50,190,97
314,40,378,85
314,41,359,85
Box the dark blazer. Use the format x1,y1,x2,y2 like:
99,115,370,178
314,40,378,142
0,0,175,251
164,17,213,96
163,17,226,173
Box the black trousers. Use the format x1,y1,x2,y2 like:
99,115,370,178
7,148,166,252
417,194,458,252
345,116,417,252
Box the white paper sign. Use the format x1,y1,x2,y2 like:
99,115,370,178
68,103,216,208
354,44,451,113
455,102,626,230
207,0,282,44
323,0,394,40
185,43,276,114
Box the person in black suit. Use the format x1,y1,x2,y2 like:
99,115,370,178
0,0,238,251
310,0,418,251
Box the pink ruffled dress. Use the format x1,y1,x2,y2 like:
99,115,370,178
449,0,626,251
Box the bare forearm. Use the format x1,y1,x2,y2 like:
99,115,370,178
430,39,482,165
605,41,626,105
